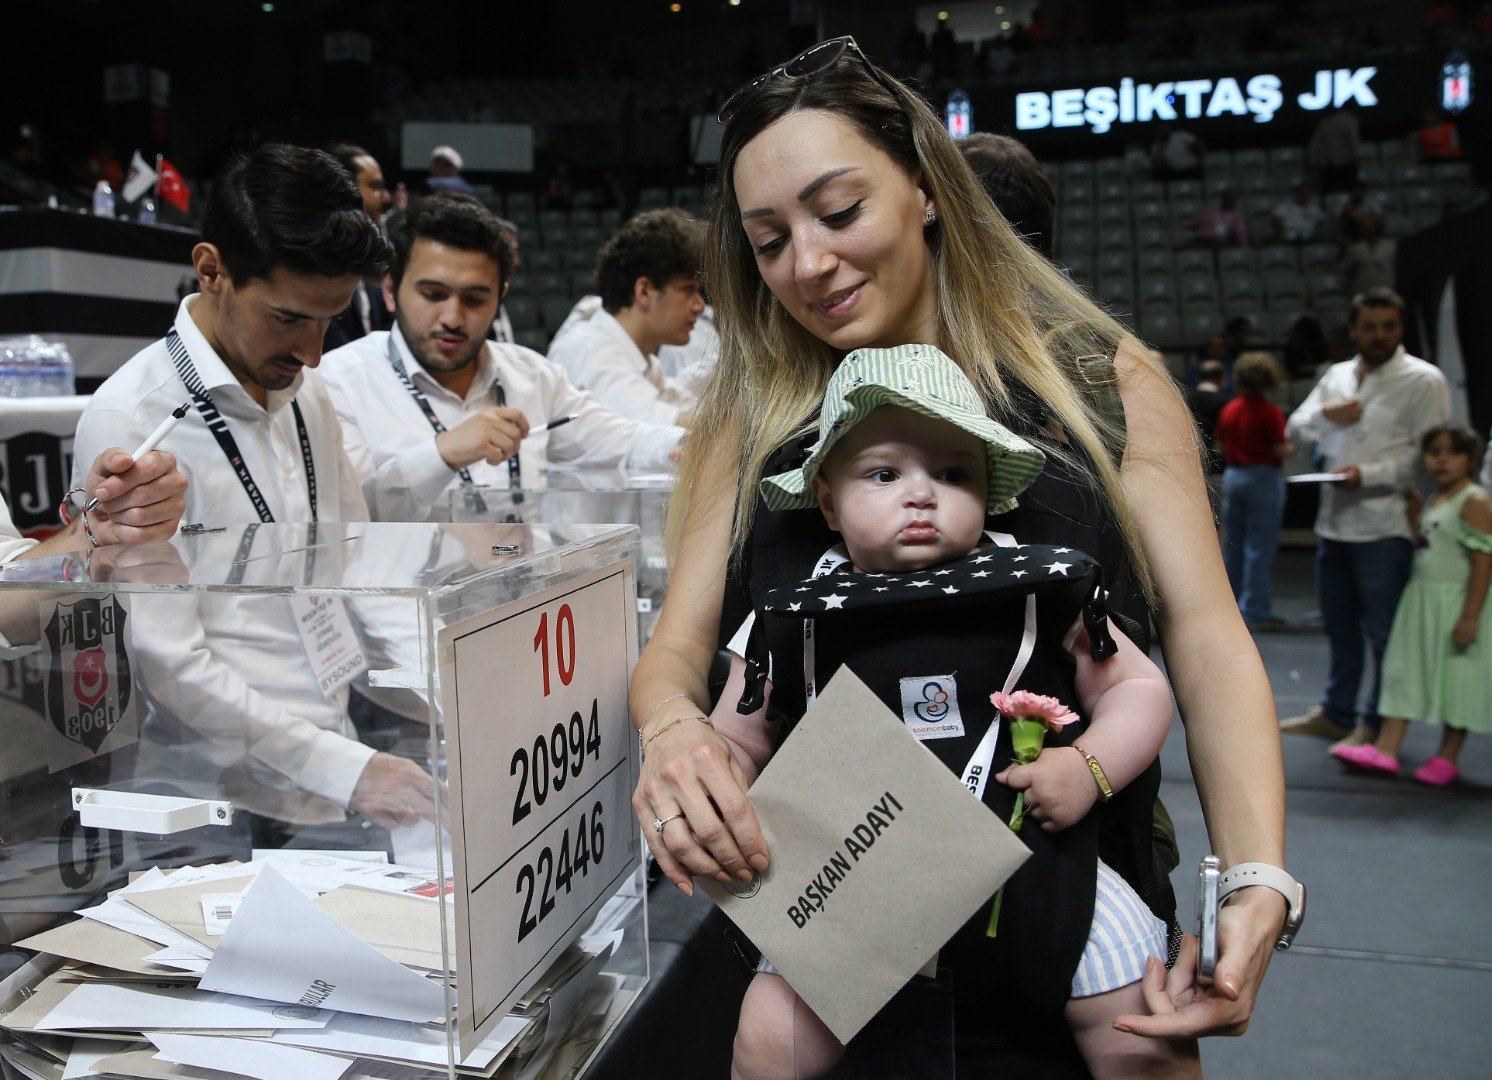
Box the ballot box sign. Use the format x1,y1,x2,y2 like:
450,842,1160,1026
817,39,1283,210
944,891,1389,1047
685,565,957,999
40,593,139,771
439,560,640,1057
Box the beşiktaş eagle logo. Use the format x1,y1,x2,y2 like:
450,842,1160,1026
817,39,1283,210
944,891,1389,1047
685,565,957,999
44,596,133,753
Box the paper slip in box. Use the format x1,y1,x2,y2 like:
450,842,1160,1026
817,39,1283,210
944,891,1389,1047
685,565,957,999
701,669,1029,1043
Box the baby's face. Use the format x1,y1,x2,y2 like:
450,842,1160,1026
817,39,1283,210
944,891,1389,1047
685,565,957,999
813,406,987,573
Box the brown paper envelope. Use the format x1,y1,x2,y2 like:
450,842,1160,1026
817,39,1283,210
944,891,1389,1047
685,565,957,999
0,971,86,1031
701,669,1030,1044
16,919,176,977
311,885,453,970
121,877,258,950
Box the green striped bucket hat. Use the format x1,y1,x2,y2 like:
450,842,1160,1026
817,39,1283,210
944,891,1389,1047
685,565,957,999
760,344,1045,514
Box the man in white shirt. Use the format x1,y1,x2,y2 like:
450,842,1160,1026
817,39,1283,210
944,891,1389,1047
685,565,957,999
1282,288,1452,744
321,193,682,523
70,144,433,839
546,208,702,425
1272,183,1326,244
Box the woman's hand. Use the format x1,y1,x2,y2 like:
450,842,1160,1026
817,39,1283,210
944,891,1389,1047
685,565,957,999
83,449,188,546
633,719,769,897
994,747,1097,832
1115,886,1288,1038
1452,615,1478,649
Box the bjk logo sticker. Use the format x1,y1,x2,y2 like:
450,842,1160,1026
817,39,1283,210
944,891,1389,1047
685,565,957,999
45,596,133,753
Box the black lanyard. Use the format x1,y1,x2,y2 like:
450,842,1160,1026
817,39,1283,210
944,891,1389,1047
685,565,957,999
487,381,524,501
385,334,490,513
167,328,317,523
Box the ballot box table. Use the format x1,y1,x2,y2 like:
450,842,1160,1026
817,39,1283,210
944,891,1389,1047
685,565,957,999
0,522,647,1079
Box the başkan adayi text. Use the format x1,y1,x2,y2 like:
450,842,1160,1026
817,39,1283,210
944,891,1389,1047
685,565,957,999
787,791,904,929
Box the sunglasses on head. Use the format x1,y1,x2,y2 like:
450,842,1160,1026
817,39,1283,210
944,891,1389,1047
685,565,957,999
717,35,900,124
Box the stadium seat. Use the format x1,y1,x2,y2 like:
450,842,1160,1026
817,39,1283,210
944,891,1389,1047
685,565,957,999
1097,222,1136,252
1218,248,1258,275
1299,243,1339,271
1138,273,1175,306
1136,224,1172,250
504,294,541,330
1258,246,1301,274
1175,249,1214,277
1139,306,1183,348
1097,251,1132,276
539,292,575,331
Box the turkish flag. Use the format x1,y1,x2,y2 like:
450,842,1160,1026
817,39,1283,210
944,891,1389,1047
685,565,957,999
158,157,190,213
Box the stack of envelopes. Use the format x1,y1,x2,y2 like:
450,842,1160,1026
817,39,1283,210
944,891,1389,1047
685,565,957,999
0,852,631,1080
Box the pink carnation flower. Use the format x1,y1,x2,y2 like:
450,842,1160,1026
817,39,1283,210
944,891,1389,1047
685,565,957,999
990,690,1078,730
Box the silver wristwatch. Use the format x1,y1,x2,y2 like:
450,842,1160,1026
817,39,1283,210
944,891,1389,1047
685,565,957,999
1218,862,1306,950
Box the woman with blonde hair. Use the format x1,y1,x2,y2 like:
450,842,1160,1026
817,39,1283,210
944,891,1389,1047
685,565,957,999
629,36,1294,1073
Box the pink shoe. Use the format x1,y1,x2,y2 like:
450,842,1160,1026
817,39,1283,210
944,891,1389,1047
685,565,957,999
1412,756,1460,787
1331,742,1400,776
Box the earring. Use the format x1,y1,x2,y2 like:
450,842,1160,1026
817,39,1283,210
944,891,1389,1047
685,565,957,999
924,207,937,224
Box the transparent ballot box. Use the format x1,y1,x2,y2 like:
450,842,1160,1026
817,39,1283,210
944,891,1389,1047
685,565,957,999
449,470,672,644
0,523,647,1080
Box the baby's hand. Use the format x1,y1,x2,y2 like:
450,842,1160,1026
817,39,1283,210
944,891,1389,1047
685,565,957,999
994,747,1099,832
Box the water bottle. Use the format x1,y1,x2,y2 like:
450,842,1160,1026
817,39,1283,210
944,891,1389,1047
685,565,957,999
0,341,24,398
92,180,115,218
137,197,156,224
36,339,76,396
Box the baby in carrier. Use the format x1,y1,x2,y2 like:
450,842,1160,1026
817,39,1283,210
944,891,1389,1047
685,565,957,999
716,346,1199,1079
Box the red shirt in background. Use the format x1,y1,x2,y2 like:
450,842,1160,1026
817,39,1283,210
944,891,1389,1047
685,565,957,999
1216,393,1286,467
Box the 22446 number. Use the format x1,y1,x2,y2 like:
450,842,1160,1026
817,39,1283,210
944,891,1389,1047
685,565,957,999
515,802,606,942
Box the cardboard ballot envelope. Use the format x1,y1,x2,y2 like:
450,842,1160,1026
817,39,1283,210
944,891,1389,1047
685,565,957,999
702,669,1030,1044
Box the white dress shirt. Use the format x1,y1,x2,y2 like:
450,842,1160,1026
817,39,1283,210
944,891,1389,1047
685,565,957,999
0,498,38,564
72,296,370,527
70,297,377,814
1273,198,1326,242
321,326,682,522
1288,347,1452,542
545,297,695,425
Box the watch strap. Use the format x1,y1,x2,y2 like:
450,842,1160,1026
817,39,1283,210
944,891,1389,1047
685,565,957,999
1219,862,1305,950
1071,742,1114,803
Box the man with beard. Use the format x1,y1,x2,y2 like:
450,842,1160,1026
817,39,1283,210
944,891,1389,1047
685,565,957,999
320,193,682,523
1281,288,1451,746
71,144,438,840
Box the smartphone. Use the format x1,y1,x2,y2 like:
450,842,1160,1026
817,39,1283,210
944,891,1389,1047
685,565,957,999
1196,855,1221,983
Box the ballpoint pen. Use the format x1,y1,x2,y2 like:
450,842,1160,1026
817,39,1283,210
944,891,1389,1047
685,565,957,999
84,401,190,513
529,414,578,434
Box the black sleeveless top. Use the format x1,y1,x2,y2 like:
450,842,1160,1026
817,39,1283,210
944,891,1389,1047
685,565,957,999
719,391,1178,1073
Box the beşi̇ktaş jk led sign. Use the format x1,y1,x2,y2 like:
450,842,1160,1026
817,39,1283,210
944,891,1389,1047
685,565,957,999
1015,67,1378,134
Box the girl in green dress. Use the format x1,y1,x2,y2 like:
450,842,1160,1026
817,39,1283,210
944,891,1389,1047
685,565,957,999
1334,424,1492,785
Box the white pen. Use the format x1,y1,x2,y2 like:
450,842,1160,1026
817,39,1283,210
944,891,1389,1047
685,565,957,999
84,401,191,513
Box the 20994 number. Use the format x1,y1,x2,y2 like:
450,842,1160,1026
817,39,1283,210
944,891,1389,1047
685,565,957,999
510,699,602,825
515,802,606,942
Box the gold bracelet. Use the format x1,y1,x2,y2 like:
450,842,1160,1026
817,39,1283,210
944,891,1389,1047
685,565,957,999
1072,743,1114,803
639,691,696,729
640,714,710,758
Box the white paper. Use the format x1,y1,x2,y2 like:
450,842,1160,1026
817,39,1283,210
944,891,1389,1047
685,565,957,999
266,1010,530,1069
251,849,388,865
77,897,214,960
200,892,242,936
143,947,211,974
149,1033,352,1080
1287,472,1348,483
63,1039,139,1079
34,981,330,1032
199,866,446,1024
